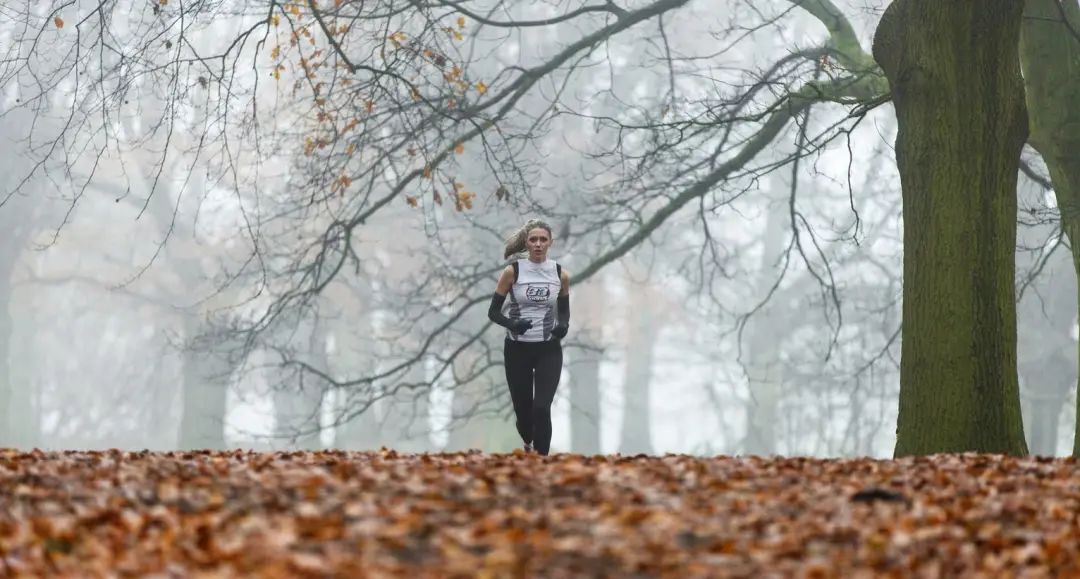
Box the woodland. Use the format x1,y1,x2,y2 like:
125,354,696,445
1,0,1080,575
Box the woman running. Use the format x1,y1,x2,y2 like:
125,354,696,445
487,218,570,456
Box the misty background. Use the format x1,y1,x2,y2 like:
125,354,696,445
0,0,1072,458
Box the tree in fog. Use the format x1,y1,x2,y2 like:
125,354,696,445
9,0,1080,457
1019,0,1080,455
875,0,1030,455
1016,169,1075,457
0,0,899,452
0,187,47,447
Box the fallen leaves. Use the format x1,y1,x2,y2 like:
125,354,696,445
1,450,1079,576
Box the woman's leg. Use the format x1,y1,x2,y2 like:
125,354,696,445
531,341,563,455
503,339,536,446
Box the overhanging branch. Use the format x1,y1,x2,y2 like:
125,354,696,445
788,0,875,71
573,73,889,284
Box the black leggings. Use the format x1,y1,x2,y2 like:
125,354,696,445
504,338,563,455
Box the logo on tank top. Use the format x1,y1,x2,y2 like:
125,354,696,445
525,285,550,302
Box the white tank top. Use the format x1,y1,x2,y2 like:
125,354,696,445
504,258,561,342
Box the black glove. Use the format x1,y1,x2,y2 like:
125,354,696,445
489,293,534,336
552,294,570,339
509,319,533,336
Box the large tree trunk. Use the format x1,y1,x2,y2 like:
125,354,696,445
874,0,1029,456
569,278,603,455
1018,0,1080,456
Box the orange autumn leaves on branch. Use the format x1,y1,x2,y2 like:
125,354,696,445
407,181,475,211
262,4,490,209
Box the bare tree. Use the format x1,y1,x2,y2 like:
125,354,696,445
4,1,967,455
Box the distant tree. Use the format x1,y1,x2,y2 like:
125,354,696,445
0,0,895,449
1019,0,1080,455
20,0,1070,458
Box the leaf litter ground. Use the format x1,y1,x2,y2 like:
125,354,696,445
1,449,1077,577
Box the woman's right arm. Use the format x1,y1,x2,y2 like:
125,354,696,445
494,265,514,297
488,266,525,331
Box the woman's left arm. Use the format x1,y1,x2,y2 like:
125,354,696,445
554,269,570,338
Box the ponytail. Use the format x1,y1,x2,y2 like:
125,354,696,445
503,218,553,260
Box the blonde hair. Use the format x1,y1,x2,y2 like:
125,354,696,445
503,218,553,259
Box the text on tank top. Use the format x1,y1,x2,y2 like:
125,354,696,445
504,259,561,342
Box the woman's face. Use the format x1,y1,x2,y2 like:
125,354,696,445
526,227,552,261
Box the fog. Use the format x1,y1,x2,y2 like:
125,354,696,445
0,0,1074,458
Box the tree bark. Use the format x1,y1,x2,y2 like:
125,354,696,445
1018,0,1080,456
873,0,1029,456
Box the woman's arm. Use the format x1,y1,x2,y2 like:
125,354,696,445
495,265,514,296
553,269,570,338
488,266,530,334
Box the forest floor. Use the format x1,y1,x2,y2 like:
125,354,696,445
0,449,1076,577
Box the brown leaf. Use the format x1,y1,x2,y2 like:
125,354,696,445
3,451,1079,576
